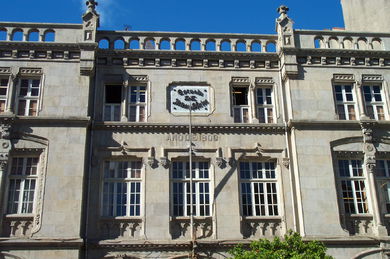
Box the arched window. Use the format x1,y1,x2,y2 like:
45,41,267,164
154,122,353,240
329,37,339,49
27,30,39,42
372,39,382,50
144,38,155,50
236,41,246,51
220,40,231,51
159,39,170,50
205,40,216,51
190,39,201,50
129,39,140,49
343,38,353,49
357,38,367,50
43,30,55,42
266,41,276,52
314,37,323,48
0,29,7,41
98,38,109,49
175,39,186,50
250,41,261,52
114,38,125,49
11,29,23,41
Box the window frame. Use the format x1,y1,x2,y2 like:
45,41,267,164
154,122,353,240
362,84,387,120
375,159,390,214
103,84,122,122
0,76,10,113
128,85,147,122
16,77,42,116
336,159,369,215
5,156,40,215
255,86,274,123
170,160,213,218
231,86,251,123
101,160,144,218
238,161,279,217
333,84,358,120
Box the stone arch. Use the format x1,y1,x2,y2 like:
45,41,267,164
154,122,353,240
43,29,55,42
174,38,186,50
250,40,261,52
190,39,201,50
328,37,339,49
98,38,110,49
129,38,140,49
343,37,353,49
372,38,382,50
113,37,125,49
11,28,23,41
235,40,246,51
357,38,368,50
27,29,39,42
205,39,216,51
144,37,156,50
314,36,324,48
159,38,171,50
0,28,7,41
265,41,276,52
220,39,231,51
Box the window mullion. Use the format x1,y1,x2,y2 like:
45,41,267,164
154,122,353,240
18,179,25,214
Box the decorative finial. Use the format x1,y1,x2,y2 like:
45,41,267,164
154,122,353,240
86,0,98,12
277,5,289,16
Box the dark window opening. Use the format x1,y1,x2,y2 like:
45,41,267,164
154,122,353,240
232,87,248,105
105,85,122,103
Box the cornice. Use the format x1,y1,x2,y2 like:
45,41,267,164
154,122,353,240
89,237,383,250
0,237,83,248
0,41,96,51
288,120,364,130
97,49,279,60
0,22,82,29
92,122,286,133
282,47,390,58
0,115,91,127
295,29,390,38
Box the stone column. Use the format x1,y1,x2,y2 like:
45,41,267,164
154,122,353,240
6,74,16,114
121,79,128,122
356,81,368,119
0,122,12,233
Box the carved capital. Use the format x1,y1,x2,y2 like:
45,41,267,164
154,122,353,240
282,158,290,169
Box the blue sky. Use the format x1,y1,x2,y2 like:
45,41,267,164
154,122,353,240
1,0,344,34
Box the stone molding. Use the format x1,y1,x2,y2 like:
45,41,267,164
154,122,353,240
231,77,250,85
19,68,42,76
0,67,11,74
333,74,355,82
255,77,274,85
362,74,383,82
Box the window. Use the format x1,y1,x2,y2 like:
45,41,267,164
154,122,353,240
334,84,357,120
171,161,211,217
104,85,121,121
0,77,9,113
103,84,147,122
337,160,368,214
7,157,39,214
232,87,250,123
256,87,274,123
239,161,278,216
376,160,390,213
16,78,41,116
102,161,142,217
128,86,146,122
362,85,386,120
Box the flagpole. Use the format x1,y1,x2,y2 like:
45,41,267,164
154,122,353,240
188,99,195,258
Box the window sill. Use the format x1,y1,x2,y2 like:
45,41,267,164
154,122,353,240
4,214,34,220
241,216,282,221
170,216,212,221
100,216,142,221
346,214,373,218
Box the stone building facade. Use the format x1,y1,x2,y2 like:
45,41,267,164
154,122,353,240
0,0,390,258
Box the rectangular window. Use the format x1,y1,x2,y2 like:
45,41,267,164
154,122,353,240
239,161,278,217
232,87,250,123
128,86,146,122
171,161,211,217
363,85,386,120
334,85,356,120
256,87,274,123
337,160,368,214
0,77,9,113
104,85,122,121
16,78,41,116
376,160,390,213
102,161,142,217
7,157,39,214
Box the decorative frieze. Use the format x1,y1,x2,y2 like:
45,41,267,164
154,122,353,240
100,218,142,240
19,67,42,75
0,67,11,74
2,216,34,238
255,77,274,85
362,74,383,82
241,218,283,238
128,75,148,82
333,74,355,82
231,77,250,85
344,215,374,236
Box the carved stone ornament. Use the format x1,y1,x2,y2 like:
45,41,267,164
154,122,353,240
255,143,264,157
282,158,290,169
147,156,157,168
159,157,169,168
365,156,376,174
277,5,289,15
0,123,12,140
86,0,98,12
215,157,225,168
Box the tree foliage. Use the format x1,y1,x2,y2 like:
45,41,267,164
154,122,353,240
228,231,334,259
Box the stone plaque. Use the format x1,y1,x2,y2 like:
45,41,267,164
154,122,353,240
170,86,210,113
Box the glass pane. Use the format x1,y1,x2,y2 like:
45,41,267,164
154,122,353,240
29,101,37,116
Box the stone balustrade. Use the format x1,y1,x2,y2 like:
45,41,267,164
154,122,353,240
295,30,390,50
99,218,142,240
170,217,213,239
0,22,83,43
2,215,34,238
240,217,283,238
97,31,278,53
